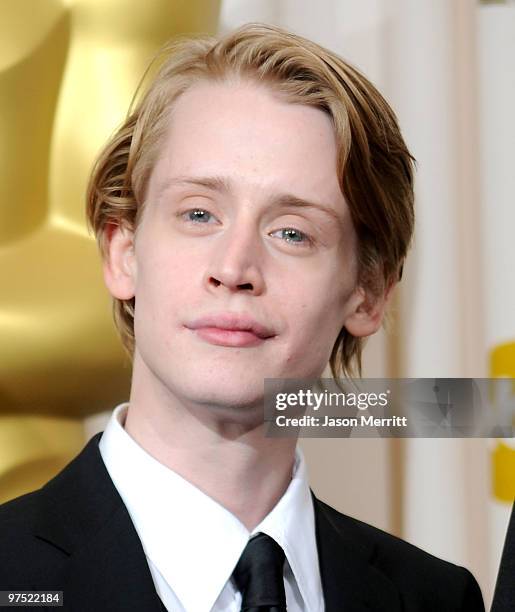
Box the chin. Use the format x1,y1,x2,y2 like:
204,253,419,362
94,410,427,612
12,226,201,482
171,380,267,429
180,380,266,411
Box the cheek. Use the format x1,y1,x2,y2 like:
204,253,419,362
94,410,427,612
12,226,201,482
292,303,340,347
287,269,352,329
281,289,344,361
133,244,191,323
135,231,202,290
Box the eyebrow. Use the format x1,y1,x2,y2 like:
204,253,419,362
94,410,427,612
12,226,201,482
157,175,346,228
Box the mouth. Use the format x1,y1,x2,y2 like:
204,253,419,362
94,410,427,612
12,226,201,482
185,313,276,348
192,327,269,347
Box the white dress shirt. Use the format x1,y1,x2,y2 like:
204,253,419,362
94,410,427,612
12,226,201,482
99,403,324,612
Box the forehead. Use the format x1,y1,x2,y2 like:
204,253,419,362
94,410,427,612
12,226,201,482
148,80,345,211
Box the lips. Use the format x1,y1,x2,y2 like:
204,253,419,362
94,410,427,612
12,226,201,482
185,313,276,347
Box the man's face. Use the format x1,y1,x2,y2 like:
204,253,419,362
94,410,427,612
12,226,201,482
108,80,369,413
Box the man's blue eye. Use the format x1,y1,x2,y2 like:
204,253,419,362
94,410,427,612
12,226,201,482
282,228,302,242
279,228,310,244
187,209,212,223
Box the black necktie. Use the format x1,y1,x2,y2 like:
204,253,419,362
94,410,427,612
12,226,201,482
232,532,287,611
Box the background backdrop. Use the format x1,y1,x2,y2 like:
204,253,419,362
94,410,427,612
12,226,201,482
1,0,514,606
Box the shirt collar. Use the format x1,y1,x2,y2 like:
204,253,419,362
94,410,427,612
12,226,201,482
99,403,322,612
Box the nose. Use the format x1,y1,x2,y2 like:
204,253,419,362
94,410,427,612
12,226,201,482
203,220,265,295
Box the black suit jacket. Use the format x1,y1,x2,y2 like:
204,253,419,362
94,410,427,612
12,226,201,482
0,434,484,611
491,502,515,612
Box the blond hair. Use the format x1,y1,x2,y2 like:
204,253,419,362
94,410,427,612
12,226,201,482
86,23,415,378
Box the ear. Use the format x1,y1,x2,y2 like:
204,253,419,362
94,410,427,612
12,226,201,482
102,223,137,300
342,281,396,338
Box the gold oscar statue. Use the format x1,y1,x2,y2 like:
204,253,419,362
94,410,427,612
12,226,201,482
0,0,221,503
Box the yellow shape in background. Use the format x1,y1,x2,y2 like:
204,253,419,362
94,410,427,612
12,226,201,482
490,342,515,503
0,416,85,505
493,442,515,503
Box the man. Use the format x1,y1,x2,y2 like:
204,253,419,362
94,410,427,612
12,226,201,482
0,24,484,611
492,502,515,611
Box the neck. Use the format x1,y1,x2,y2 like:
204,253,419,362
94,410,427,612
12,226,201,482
124,364,297,531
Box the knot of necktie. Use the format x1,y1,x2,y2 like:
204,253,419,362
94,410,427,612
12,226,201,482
232,532,287,611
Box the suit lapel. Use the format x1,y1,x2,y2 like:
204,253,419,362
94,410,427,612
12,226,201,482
64,503,164,611
33,433,164,612
313,492,402,612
